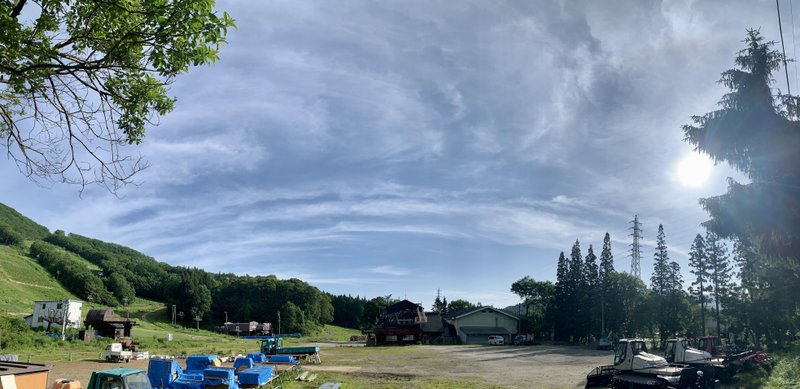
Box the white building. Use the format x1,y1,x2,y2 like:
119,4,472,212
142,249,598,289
24,299,83,330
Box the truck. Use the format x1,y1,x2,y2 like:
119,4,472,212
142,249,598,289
87,368,152,389
104,343,133,363
585,338,703,388
260,337,321,364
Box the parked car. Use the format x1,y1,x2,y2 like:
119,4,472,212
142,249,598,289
514,335,536,345
488,335,505,345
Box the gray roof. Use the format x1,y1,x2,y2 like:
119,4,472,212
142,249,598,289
459,326,514,335
444,306,519,321
422,313,444,333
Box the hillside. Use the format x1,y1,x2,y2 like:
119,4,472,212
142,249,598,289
0,203,49,240
0,245,79,315
0,202,342,335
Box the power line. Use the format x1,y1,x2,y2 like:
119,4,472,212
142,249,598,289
778,0,792,94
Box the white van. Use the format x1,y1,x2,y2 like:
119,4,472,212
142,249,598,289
488,335,505,345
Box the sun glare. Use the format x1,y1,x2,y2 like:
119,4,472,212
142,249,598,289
676,153,713,187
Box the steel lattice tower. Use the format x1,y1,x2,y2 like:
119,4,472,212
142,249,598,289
629,215,642,279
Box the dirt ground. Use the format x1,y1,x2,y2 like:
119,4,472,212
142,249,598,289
45,345,613,388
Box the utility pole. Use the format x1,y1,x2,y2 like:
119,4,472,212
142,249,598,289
224,311,228,323
172,305,176,326
60,299,69,341
629,215,643,279
194,316,202,330
277,311,281,336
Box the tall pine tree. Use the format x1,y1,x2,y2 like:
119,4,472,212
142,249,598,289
554,251,569,340
651,224,670,296
584,245,599,336
705,231,732,338
688,234,709,335
599,232,615,336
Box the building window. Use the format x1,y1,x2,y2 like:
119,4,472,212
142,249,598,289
57,303,63,309
402,335,414,341
386,335,397,342
42,304,46,309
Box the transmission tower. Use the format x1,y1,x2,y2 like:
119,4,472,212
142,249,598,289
629,215,643,279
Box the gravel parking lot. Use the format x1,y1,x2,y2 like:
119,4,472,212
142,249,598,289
46,344,614,388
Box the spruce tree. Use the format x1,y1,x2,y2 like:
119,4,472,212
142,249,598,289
705,231,732,339
599,233,615,286
598,232,614,336
554,251,569,340
568,240,585,339
651,224,670,296
688,234,709,335
584,245,599,336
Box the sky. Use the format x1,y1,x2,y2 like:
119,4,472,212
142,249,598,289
2,0,795,310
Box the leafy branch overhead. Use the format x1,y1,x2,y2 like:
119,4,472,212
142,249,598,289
0,0,235,192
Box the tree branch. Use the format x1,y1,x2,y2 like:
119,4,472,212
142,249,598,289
10,0,27,19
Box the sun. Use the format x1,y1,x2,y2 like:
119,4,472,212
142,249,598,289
676,152,713,187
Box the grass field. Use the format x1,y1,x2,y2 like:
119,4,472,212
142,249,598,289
0,245,80,315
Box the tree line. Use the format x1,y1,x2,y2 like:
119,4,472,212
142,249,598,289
0,221,335,334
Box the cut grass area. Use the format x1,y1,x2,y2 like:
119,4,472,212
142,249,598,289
0,245,80,314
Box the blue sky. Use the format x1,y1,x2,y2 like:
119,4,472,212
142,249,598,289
2,0,791,309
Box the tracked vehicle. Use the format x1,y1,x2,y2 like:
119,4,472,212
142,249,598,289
665,338,725,383
586,338,704,388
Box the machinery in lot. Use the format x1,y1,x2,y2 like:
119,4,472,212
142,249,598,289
585,338,705,388
696,335,773,372
259,337,321,364
104,343,133,363
664,338,726,383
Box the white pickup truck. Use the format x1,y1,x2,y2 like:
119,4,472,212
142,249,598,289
103,342,132,363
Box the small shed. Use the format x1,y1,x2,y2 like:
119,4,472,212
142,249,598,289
84,309,135,339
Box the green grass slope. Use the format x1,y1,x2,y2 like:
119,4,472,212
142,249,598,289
0,245,79,315
0,202,50,240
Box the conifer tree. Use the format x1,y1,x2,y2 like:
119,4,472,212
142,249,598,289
669,261,683,292
568,240,585,339
599,233,615,286
688,234,709,335
554,251,569,340
598,233,614,335
584,245,600,336
651,224,670,296
705,231,732,338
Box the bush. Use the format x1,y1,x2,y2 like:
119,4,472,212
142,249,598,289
764,355,800,388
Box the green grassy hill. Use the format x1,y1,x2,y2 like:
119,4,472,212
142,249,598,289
0,245,79,315
0,203,49,240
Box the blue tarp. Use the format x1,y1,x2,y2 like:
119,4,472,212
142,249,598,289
238,366,274,386
204,368,238,389
148,359,183,388
245,353,267,363
171,374,204,389
268,355,298,364
233,357,253,371
184,355,217,374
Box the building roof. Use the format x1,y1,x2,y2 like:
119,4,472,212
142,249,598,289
459,326,514,335
421,313,443,333
384,299,422,314
443,306,519,321
0,361,50,376
34,299,83,304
